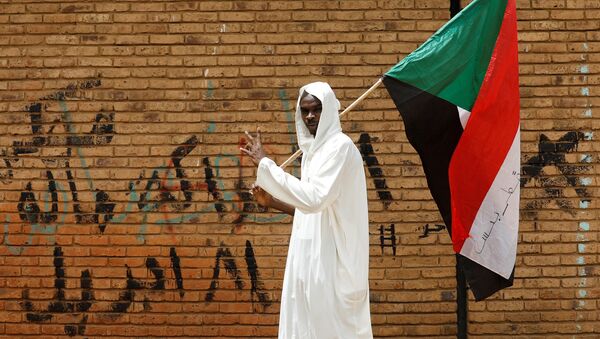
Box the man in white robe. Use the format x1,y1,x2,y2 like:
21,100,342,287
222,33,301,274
241,82,372,339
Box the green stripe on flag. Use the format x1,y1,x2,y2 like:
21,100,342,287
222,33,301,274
385,0,507,111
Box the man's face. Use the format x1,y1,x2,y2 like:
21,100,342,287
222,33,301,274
300,94,322,136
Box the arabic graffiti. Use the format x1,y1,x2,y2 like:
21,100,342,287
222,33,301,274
2,80,291,254
21,247,94,337
358,133,393,209
475,171,520,254
19,243,269,335
205,241,271,308
521,131,591,215
3,79,278,333
379,224,397,256
419,223,446,238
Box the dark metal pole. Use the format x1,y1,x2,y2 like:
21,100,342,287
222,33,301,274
456,257,468,339
450,0,462,18
450,0,468,339
450,0,466,336
450,2,466,338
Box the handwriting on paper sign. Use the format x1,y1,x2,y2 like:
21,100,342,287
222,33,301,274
475,171,519,254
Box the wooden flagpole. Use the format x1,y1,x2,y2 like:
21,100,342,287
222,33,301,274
279,77,384,169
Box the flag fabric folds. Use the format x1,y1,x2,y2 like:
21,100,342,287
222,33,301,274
383,0,520,300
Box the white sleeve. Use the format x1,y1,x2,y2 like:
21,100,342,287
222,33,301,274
256,142,350,214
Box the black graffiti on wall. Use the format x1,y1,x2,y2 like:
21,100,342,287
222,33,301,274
205,240,271,307
205,245,244,302
19,244,269,332
21,247,93,337
11,80,112,157
202,156,226,216
4,79,122,234
358,133,393,208
521,131,591,214
138,136,199,214
110,247,185,313
419,223,446,238
244,240,270,305
4,79,200,236
5,133,272,254
202,149,266,227
170,247,185,297
21,246,182,335
0,150,16,184
17,174,58,224
379,224,397,256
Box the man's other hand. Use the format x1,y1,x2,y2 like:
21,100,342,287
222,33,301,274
251,184,273,208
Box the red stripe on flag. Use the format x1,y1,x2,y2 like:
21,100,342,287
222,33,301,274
449,0,520,253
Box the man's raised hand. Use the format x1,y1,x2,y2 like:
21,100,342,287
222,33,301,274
240,127,267,165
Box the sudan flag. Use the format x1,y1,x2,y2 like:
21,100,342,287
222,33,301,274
383,0,520,300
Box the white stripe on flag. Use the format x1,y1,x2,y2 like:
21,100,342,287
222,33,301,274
459,129,520,279
457,106,471,129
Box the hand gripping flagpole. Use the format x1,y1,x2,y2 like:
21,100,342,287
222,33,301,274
279,77,384,169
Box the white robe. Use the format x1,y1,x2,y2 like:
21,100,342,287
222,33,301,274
257,82,372,339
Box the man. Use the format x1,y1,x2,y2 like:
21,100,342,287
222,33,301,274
241,82,372,338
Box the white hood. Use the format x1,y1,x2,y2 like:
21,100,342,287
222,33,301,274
295,82,342,156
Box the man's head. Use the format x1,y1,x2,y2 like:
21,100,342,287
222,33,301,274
300,92,322,136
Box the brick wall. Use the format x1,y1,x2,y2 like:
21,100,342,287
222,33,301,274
0,0,598,337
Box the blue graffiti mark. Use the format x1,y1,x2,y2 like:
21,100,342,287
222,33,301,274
245,213,289,223
581,87,590,96
214,153,239,178
206,80,214,98
2,215,18,254
137,210,149,243
576,217,589,307
207,121,216,133
206,82,216,132
580,154,592,163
